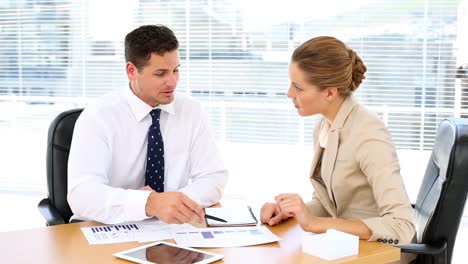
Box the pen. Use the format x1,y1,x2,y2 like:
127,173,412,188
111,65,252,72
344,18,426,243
205,214,228,223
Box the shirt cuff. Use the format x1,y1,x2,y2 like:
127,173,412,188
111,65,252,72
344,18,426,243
124,189,153,221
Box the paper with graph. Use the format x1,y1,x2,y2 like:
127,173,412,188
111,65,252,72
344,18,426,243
80,219,192,245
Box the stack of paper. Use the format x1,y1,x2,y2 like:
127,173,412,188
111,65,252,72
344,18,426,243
302,229,359,260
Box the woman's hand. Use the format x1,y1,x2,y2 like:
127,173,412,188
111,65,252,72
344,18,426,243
275,194,372,238
260,202,290,226
275,193,325,233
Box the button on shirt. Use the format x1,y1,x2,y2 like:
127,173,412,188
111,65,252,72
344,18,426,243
67,87,228,224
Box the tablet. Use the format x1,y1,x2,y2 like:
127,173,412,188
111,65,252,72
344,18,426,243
113,241,223,264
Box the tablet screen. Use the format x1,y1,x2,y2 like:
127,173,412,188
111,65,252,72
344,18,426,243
114,241,223,264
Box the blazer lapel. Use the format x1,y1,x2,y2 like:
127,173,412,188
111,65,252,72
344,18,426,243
309,122,337,217
310,134,323,177
321,128,339,213
315,96,359,216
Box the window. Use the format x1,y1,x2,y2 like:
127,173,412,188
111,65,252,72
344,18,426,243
0,0,466,202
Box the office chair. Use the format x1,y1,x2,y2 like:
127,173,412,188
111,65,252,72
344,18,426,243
37,108,83,226
398,118,468,264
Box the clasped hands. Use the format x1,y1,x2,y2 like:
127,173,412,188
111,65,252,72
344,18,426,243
261,193,326,234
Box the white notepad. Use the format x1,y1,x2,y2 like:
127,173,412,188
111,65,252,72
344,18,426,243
205,206,258,226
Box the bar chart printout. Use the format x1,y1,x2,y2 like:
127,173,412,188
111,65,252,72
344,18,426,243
81,220,192,244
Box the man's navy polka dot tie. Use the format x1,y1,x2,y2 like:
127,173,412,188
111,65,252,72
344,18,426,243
145,109,164,192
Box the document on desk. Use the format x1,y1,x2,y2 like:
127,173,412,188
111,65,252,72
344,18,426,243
172,226,280,248
80,219,193,245
205,206,258,226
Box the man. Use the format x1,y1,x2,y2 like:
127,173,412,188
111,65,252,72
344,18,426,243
67,25,228,224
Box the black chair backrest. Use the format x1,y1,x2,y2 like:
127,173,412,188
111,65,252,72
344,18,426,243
414,118,468,264
46,108,83,223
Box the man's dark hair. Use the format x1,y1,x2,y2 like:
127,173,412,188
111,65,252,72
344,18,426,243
124,24,179,71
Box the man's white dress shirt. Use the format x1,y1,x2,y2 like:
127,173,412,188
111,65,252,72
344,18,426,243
67,87,228,224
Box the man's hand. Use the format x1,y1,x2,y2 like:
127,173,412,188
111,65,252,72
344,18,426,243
145,191,205,224
260,202,290,226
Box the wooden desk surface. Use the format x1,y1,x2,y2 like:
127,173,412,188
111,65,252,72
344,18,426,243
0,219,399,264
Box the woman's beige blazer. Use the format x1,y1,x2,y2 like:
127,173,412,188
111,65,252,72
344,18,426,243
306,96,415,245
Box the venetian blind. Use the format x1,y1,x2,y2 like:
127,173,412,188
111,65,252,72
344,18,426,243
0,0,465,190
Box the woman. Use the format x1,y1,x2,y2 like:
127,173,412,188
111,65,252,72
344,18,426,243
261,36,415,247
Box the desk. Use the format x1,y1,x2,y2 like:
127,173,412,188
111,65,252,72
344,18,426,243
1,219,399,264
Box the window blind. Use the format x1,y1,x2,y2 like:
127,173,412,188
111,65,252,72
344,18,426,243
0,0,465,191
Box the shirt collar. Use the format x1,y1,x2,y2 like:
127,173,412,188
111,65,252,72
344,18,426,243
124,85,176,122
319,120,330,148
